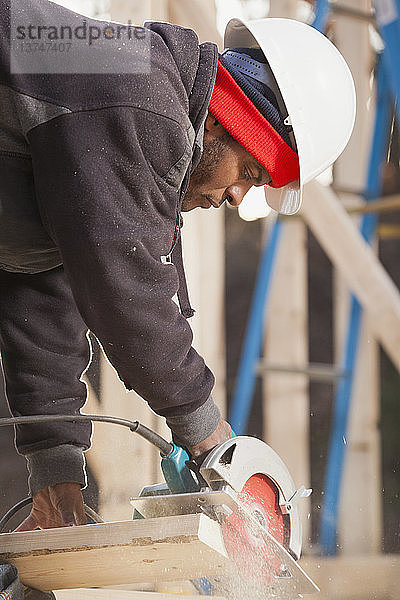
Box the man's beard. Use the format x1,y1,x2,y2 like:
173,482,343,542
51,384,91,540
181,134,232,211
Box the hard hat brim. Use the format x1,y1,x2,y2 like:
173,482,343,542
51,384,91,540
264,180,302,215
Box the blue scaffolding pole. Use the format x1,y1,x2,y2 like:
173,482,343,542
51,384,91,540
319,56,393,555
229,220,282,433
312,0,330,32
374,0,400,124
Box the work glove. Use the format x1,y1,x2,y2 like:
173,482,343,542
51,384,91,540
15,482,86,531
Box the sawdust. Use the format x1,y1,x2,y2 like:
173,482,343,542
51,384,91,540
210,554,289,600
210,513,294,600
207,475,303,599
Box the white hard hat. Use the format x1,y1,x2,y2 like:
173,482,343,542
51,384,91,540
224,18,356,214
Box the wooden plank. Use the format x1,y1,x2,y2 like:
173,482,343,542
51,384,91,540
332,214,382,556
263,220,311,547
333,246,382,555
109,2,169,27
56,591,226,599
333,2,383,555
378,223,400,239
301,180,400,373
0,515,229,591
149,0,169,21
168,0,225,416
168,0,221,45
300,555,400,600
182,210,226,416
110,1,150,25
332,5,375,195
347,193,400,214
268,0,298,18
338,311,382,554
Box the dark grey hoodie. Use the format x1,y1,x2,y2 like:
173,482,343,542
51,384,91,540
0,0,220,495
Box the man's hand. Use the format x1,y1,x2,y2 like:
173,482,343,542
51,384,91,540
187,418,232,465
15,482,87,531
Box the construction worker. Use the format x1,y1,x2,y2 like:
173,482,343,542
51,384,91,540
0,0,356,539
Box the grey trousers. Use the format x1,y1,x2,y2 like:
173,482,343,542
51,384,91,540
0,565,55,600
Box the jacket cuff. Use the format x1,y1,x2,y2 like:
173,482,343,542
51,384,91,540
166,396,221,447
26,444,87,497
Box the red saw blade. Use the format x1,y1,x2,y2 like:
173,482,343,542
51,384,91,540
221,473,288,583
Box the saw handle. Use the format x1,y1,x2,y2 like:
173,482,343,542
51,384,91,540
160,429,237,494
160,444,200,494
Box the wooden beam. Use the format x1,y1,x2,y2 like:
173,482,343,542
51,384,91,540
301,180,400,373
149,0,169,21
168,0,221,45
378,224,400,239
110,0,149,25
0,515,229,591
182,210,226,416
337,309,382,554
280,193,400,217
56,591,226,600
110,1,168,26
263,220,311,547
333,0,382,555
268,0,298,18
347,194,400,215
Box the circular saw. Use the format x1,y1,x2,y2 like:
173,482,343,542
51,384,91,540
131,436,319,598
0,415,318,597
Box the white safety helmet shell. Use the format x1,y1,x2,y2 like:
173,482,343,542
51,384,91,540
224,18,356,215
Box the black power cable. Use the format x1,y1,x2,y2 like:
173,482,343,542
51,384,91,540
0,498,32,532
0,414,173,455
0,413,174,531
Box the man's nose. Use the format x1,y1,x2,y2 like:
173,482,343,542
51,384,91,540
224,184,251,207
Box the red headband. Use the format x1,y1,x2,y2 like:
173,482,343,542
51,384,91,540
208,62,300,188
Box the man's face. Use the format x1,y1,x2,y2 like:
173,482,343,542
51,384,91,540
182,114,271,212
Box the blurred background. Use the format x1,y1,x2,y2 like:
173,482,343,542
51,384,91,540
1,1,399,598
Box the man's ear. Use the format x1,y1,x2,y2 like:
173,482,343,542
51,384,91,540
204,112,226,136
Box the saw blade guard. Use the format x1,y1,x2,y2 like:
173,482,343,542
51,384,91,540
199,436,303,560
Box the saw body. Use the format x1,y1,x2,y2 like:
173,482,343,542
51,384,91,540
131,436,319,598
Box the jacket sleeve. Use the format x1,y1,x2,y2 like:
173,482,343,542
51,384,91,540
28,106,218,445
0,267,91,494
